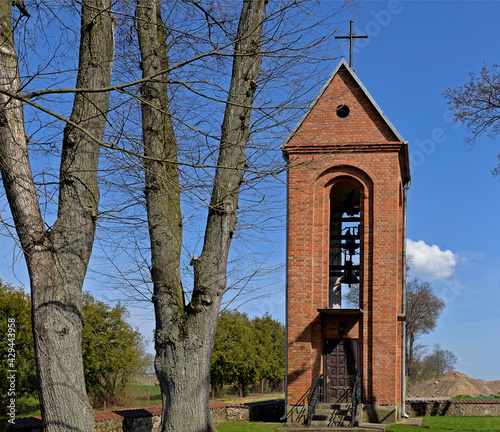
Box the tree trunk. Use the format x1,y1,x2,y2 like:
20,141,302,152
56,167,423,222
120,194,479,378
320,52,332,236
0,2,114,431
136,1,267,430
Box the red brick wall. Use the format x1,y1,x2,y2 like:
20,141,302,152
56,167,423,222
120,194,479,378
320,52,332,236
284,65,406,407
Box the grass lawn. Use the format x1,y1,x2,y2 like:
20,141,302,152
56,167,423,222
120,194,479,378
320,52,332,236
216,422,281,432
387,416,500,431
15,395,41,417
128,385,162,407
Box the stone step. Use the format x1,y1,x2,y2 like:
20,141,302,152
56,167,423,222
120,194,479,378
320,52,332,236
312,404,354,422
311,414,353,423
310,420,352,428
311,415,353,424
311,419,348,424
311,407,353,428
313,408,352,416
317,402,352,410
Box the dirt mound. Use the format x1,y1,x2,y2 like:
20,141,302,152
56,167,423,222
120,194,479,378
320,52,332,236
407,371,499,399
489,380,500,394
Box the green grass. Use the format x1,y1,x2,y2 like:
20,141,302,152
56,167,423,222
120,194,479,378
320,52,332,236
216,422,281,432
15,395,41,418
128,385,162,407
452,395,500,401
387,416,500,431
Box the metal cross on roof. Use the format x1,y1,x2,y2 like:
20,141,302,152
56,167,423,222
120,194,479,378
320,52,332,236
335,21,368,71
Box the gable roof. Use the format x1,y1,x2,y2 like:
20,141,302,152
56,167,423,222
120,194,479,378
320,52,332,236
282,58,405,147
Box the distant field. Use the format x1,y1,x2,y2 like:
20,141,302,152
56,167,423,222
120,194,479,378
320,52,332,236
129,384,162,407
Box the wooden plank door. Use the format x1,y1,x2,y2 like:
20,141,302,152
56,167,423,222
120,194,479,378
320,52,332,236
324,338,359,403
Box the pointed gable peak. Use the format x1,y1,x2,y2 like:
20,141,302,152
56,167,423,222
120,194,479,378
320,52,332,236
282,58,404,148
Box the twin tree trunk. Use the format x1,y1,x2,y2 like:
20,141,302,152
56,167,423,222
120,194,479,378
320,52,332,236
0,2,113,431
2,0,266,430
136,1,267,431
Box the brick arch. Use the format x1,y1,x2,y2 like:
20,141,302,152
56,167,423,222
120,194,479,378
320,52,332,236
316,164,375,194
312,166,374,298
327,176,365,309
313,164,375,404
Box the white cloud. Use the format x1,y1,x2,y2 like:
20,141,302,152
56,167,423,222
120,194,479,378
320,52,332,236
406,239,457,281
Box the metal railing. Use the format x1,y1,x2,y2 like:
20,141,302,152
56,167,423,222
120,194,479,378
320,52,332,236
306,373,323,426
350,373,362,427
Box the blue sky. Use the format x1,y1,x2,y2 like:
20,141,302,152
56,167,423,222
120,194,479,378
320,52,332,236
1,1,499,382
241,0,500,381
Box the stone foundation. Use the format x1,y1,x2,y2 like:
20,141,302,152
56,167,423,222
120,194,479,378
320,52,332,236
360,403,401,424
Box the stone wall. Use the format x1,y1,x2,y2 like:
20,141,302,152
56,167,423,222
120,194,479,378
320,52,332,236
123,414,161,432
9,400,285,432
95,417,123,432
207,399,284,424
406,400,500,417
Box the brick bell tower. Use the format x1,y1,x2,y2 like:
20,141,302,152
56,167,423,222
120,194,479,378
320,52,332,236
282,58,411,424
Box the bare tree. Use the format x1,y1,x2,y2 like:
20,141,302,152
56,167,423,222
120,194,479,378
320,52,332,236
136,1,268,430
406,278,445,379
1,1,355,431
421,344,457,379
122,2,355,430
443,64,500,175
0,2,114,431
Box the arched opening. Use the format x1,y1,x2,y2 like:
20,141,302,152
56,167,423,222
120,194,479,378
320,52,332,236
329,181,361,309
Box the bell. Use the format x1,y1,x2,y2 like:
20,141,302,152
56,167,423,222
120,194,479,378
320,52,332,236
342,228,359,255
340,260,359,286
343,190,359,216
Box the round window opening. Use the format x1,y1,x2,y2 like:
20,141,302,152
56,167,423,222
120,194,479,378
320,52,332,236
336,104,350,118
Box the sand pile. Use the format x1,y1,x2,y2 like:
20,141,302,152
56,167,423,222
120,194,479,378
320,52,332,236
489,380,500,394
408,371,500,398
